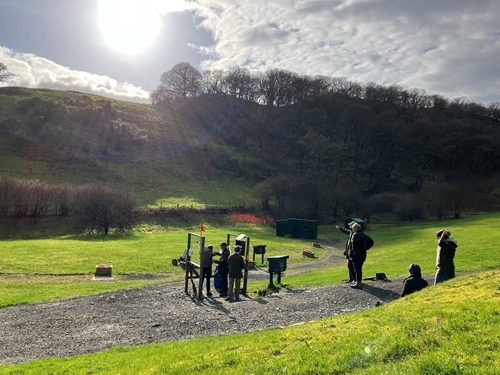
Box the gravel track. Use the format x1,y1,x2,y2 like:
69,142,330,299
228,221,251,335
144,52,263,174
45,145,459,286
0,243,430,365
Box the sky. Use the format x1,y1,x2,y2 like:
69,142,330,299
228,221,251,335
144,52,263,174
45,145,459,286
0,0,499,105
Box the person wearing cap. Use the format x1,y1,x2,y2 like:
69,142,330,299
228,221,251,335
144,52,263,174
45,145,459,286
401,264,429,297
227,245,245,302
435,229,458,284
335,221,357,284
346,222,368,288
214,242,230,297
201,245,217,297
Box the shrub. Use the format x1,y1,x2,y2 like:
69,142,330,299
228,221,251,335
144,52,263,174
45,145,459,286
73,184,138,235
367,192,402,213
394,193,425,221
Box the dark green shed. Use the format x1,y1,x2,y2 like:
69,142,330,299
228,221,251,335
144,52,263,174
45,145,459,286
276,218,318,239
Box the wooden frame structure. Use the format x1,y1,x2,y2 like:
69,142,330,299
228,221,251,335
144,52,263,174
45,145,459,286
184,232,206,299
226,233,250,294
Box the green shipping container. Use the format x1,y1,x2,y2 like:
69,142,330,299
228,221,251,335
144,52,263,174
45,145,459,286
275,218,318,239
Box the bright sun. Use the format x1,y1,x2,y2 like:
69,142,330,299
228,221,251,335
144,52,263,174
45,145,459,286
98,0,191,55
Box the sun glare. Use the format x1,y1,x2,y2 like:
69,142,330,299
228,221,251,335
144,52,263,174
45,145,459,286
98,0,192,55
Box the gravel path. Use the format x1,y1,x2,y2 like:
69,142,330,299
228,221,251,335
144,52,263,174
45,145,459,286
0,242,432,365
0,274,434,365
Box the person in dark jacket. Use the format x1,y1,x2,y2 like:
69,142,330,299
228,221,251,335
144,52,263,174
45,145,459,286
214,242,230,297
201,245,217,297
346,222,367,289
335,221,357,284
227,245,245,302
401,263,429,297
435,229,458,284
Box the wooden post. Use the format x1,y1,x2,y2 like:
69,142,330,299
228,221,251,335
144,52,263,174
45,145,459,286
197,236,205,299
242,236,250,295
185,234,191,294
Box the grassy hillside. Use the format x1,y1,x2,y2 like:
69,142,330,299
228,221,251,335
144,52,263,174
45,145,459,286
2,86,500,218
0,87,254,206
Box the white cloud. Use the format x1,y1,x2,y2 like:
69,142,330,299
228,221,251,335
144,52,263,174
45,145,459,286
192,0,500,104
0,46,150,103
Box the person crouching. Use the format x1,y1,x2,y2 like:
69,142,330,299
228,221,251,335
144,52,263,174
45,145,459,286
401,263,429,297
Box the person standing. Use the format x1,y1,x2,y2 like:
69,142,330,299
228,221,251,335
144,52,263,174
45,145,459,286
401,264,429,297
435,229,458,284
201,245,216,297
227,245,245,302
346,222,367,289
335,221,357,284
214,242,230,297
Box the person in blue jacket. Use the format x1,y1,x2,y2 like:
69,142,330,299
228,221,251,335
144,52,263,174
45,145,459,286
214,242,230,297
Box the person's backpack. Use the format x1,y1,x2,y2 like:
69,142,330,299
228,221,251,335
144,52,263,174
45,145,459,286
364,233,374,250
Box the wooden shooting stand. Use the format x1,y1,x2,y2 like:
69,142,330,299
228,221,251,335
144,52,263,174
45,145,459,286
226,233,250,295
184,232,205,299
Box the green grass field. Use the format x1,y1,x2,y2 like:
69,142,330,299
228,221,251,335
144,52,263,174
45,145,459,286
1,213,500,374
0,223,328,307
2,213,500,307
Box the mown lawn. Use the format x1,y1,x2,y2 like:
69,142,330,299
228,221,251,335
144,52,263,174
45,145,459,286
1,270,499,375
0,223,327,307
251,212,500,291
2,213,500,308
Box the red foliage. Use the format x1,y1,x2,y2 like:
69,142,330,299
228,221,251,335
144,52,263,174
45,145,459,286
229,213,272,225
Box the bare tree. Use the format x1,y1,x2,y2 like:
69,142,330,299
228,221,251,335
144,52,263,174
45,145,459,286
0,62,14,83
27,179,54,225
253,180,273,210
202,69,228,95
443,184,473,219
11,179,30,217
224,67,258,101
74,184,138,235
150,62,202,107
257,68,299,106
0,174,15,220
424,186,449,220
487,102,500,121
53,184,73,216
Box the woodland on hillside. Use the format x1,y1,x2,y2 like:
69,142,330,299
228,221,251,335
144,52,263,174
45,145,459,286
1,62,500,226
153,63,500,220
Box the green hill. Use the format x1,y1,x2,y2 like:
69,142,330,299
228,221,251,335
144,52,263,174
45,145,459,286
0,87,254,206
2,85,500,218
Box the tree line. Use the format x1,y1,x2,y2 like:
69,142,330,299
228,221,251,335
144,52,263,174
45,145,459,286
151,62,500,120
0,175,137,235
151,63,500,220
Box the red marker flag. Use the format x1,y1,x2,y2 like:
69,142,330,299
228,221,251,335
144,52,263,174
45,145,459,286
200,223,206,232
